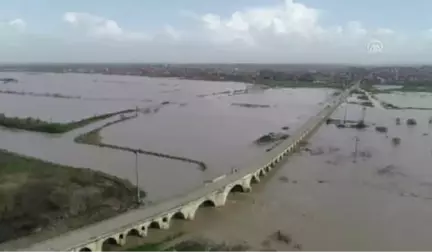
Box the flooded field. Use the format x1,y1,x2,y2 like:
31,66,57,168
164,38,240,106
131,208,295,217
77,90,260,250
101,88,334,177
3,71,432,250
373,84,403,90
0,93,147,122
106,100,432,250
0,72,334,201
376,92,432,108
145,102,432,250
0,72,247,102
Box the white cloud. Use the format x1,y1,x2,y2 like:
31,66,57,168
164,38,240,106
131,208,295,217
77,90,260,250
188,0,401,54
2,1,431,64
8,19,27,30
196,0,324,46
63,12,150,41
163,25,182,40
0,18,26,31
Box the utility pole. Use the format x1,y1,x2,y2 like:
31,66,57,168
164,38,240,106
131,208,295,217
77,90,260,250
353,136,360,163
343,104,348,124
134,151,141,205
361,106,367,123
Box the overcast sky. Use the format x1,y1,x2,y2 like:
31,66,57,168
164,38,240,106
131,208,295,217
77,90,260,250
1,0,432,64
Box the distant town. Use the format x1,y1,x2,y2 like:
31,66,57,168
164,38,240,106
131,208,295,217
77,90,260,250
2,63,432,87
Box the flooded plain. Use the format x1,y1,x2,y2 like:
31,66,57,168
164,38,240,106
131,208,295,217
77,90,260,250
2,71,432,250
100,88,333,177
376,91,432,108
144,102,432,251
0,72,334,201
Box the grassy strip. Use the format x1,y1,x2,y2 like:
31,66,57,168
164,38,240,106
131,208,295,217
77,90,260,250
75,120,208,172
0,109,135,133
127,233,184,251
347,101,374,107
74,115,136,145
0,149,143,245
124,243,161,252
165,239,250,251
0,89,81,99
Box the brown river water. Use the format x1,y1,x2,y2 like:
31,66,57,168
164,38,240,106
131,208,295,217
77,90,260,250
3,72,432,250
120,102,432,251
0,72,333,202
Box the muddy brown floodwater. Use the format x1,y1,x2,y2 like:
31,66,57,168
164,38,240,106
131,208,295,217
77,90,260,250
3,71,432,250
100,88,333,179
122,101,432,251
0,72,334,202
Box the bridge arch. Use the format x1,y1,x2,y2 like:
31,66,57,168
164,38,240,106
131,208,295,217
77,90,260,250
198,199,217,208
228,184,246,193
79,247,92,252
101,237,119,251
188,198,218,220
258,169,266,177
265,166,271,173
103,237,118,245
249,175,259,184
171,211,187,220
126,228,142,238
149,220,162,229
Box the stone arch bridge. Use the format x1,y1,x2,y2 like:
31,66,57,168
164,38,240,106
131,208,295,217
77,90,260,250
19,84,356,251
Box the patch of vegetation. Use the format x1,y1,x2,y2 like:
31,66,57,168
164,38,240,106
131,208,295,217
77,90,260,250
392,137,401,146
75,115,208,172
255,132,289,145
0,78,18,84
407,118,417,126
380,101,400,109
0,109,135,133
74,114,136,145
347,101,374,107
260,80,343,89
357,94,369,101
350,89,363,95
396,117,401,125
0,90,81,99
124,243,161,252
375,126,388,133
360,101,374,107
279,176,289,183
0,149,142,244
231,103,271,108
271,230,292,245
165,239,250,251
